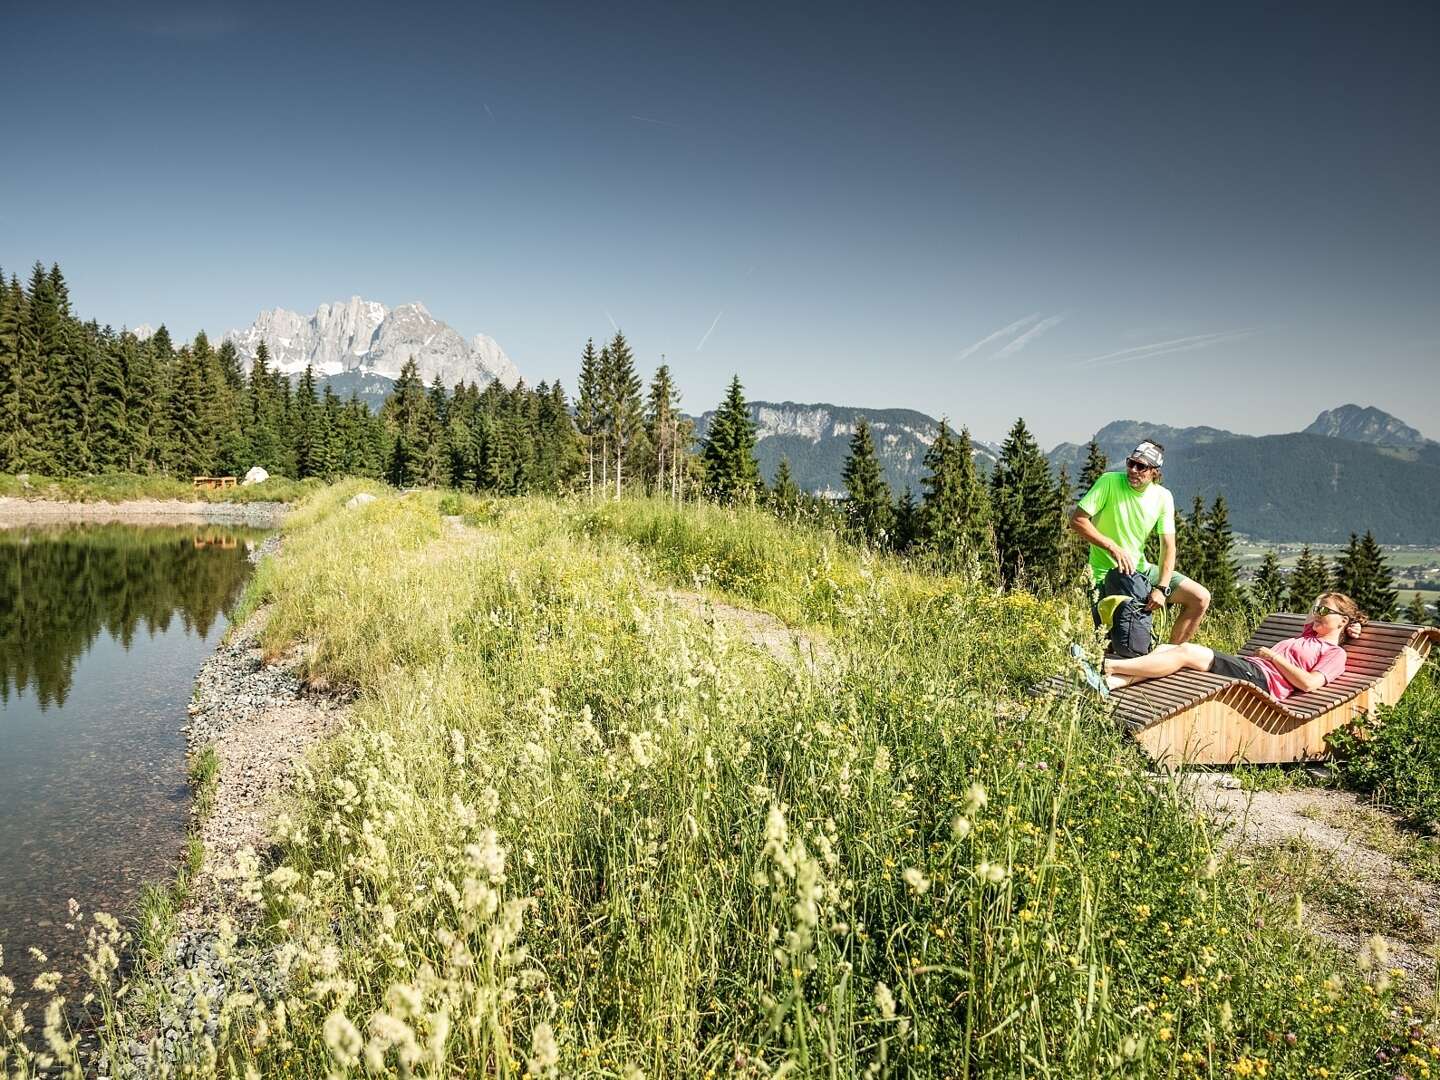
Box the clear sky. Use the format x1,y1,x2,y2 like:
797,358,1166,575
3,1,1436,447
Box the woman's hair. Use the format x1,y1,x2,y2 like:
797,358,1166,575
1317,591,1367,638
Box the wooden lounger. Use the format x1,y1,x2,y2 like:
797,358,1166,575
1113,614,1439,766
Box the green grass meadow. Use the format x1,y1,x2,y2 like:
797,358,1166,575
2,487,1435,1078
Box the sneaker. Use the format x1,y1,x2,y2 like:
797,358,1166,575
1070,643,1110,699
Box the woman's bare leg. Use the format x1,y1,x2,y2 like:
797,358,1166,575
1102,643,1215,690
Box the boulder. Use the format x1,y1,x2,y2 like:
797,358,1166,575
346,493,378,510
241,466,270,486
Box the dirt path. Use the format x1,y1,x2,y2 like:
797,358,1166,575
659,588,833,672
1190,773,1440,1001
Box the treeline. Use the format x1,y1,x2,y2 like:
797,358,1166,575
6,260,1433,622
0,262,692,498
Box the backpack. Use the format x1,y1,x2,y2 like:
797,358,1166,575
1099,569,1154,659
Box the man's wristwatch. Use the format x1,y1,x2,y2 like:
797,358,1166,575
1155,583,1173,598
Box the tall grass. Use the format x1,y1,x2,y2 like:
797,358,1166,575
2,491,1428,1078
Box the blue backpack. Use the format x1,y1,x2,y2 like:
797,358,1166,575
1099,569,1154,659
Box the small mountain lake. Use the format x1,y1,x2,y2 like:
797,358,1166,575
0,522,267,1006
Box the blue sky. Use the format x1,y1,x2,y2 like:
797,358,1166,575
3,1,1436,447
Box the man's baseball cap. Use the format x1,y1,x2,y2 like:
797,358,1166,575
1130,441,1164,468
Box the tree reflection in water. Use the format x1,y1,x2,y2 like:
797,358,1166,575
0,524,265,709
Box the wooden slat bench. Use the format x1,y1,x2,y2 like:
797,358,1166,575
1114,614,1439,766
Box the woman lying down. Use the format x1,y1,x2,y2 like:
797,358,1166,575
1075,592,1367,698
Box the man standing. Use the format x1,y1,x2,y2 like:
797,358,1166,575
1069,440,1211,644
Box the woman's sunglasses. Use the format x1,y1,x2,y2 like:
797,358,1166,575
1312,604,1350,621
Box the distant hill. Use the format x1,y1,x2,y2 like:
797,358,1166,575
691,401,997,495
1055,407,1440,543
1049,420,1249,477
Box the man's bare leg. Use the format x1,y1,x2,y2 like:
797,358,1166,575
1102,643,1215,691
1167,578,1212,644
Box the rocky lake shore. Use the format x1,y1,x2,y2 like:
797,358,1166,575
0,497,289,528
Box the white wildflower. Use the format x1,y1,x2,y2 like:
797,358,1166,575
873,981,897,1021
963,783,988,815
902,867,931,896
322,1009,363,1067
527,1020,559,1076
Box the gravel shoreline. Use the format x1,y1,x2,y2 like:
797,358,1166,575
103,531,351,1076
0,497,289,527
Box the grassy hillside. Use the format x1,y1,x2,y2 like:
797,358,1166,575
6,490,1424,1077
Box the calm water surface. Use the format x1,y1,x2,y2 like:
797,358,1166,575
0,523,266,1005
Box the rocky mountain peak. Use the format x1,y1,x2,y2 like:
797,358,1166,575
1303,404,1429,448
223,297,519,389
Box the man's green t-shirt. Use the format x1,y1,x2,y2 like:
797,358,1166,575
1076,470,1176,583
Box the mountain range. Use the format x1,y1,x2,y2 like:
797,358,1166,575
742,401,1440,544
220,297,520,392
691,402,1000,496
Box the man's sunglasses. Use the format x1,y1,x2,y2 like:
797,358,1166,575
1126,459,1155,472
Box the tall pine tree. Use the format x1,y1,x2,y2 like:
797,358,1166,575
701,376,760,502
1078,439,1108,492
1202,495,1240,612
989,418,1061,589
1251,551,1287,612
1287,545,1331,611
841,417,894,546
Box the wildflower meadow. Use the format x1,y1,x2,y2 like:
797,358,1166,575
2,484,1434,1078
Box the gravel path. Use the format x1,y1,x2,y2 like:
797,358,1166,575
1189,773,1440,1000
0,497,288,527
104,532,350,1076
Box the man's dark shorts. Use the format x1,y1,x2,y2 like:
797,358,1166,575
1208,651,1268,691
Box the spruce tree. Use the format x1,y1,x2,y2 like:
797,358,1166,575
21,263,62,472
1252,551,1287,612
89,326,129,471
293,365,320,478
841,417,894,546
1404,593,1430,625
645,362,686,497
602,331,644,497
316,385,343,478
1203,495,1240,612
770,457,801,516
1078,439,1108,492
166,345,210,475
918,421,993,572
575,340,603,495
701,375,760,502
893,486,919,553
0,276,27,471
989,417,1060,589
1177,495,1209,584
1287,546,1331,611
381,357,430,487
1334,530,1397,620
247,342,284,472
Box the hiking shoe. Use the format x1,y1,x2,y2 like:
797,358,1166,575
1070,643,1110,699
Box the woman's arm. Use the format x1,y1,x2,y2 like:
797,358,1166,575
1254,646,1327,692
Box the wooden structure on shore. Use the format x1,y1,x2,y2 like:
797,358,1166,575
192,476,238,490
1112,614,1438,766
